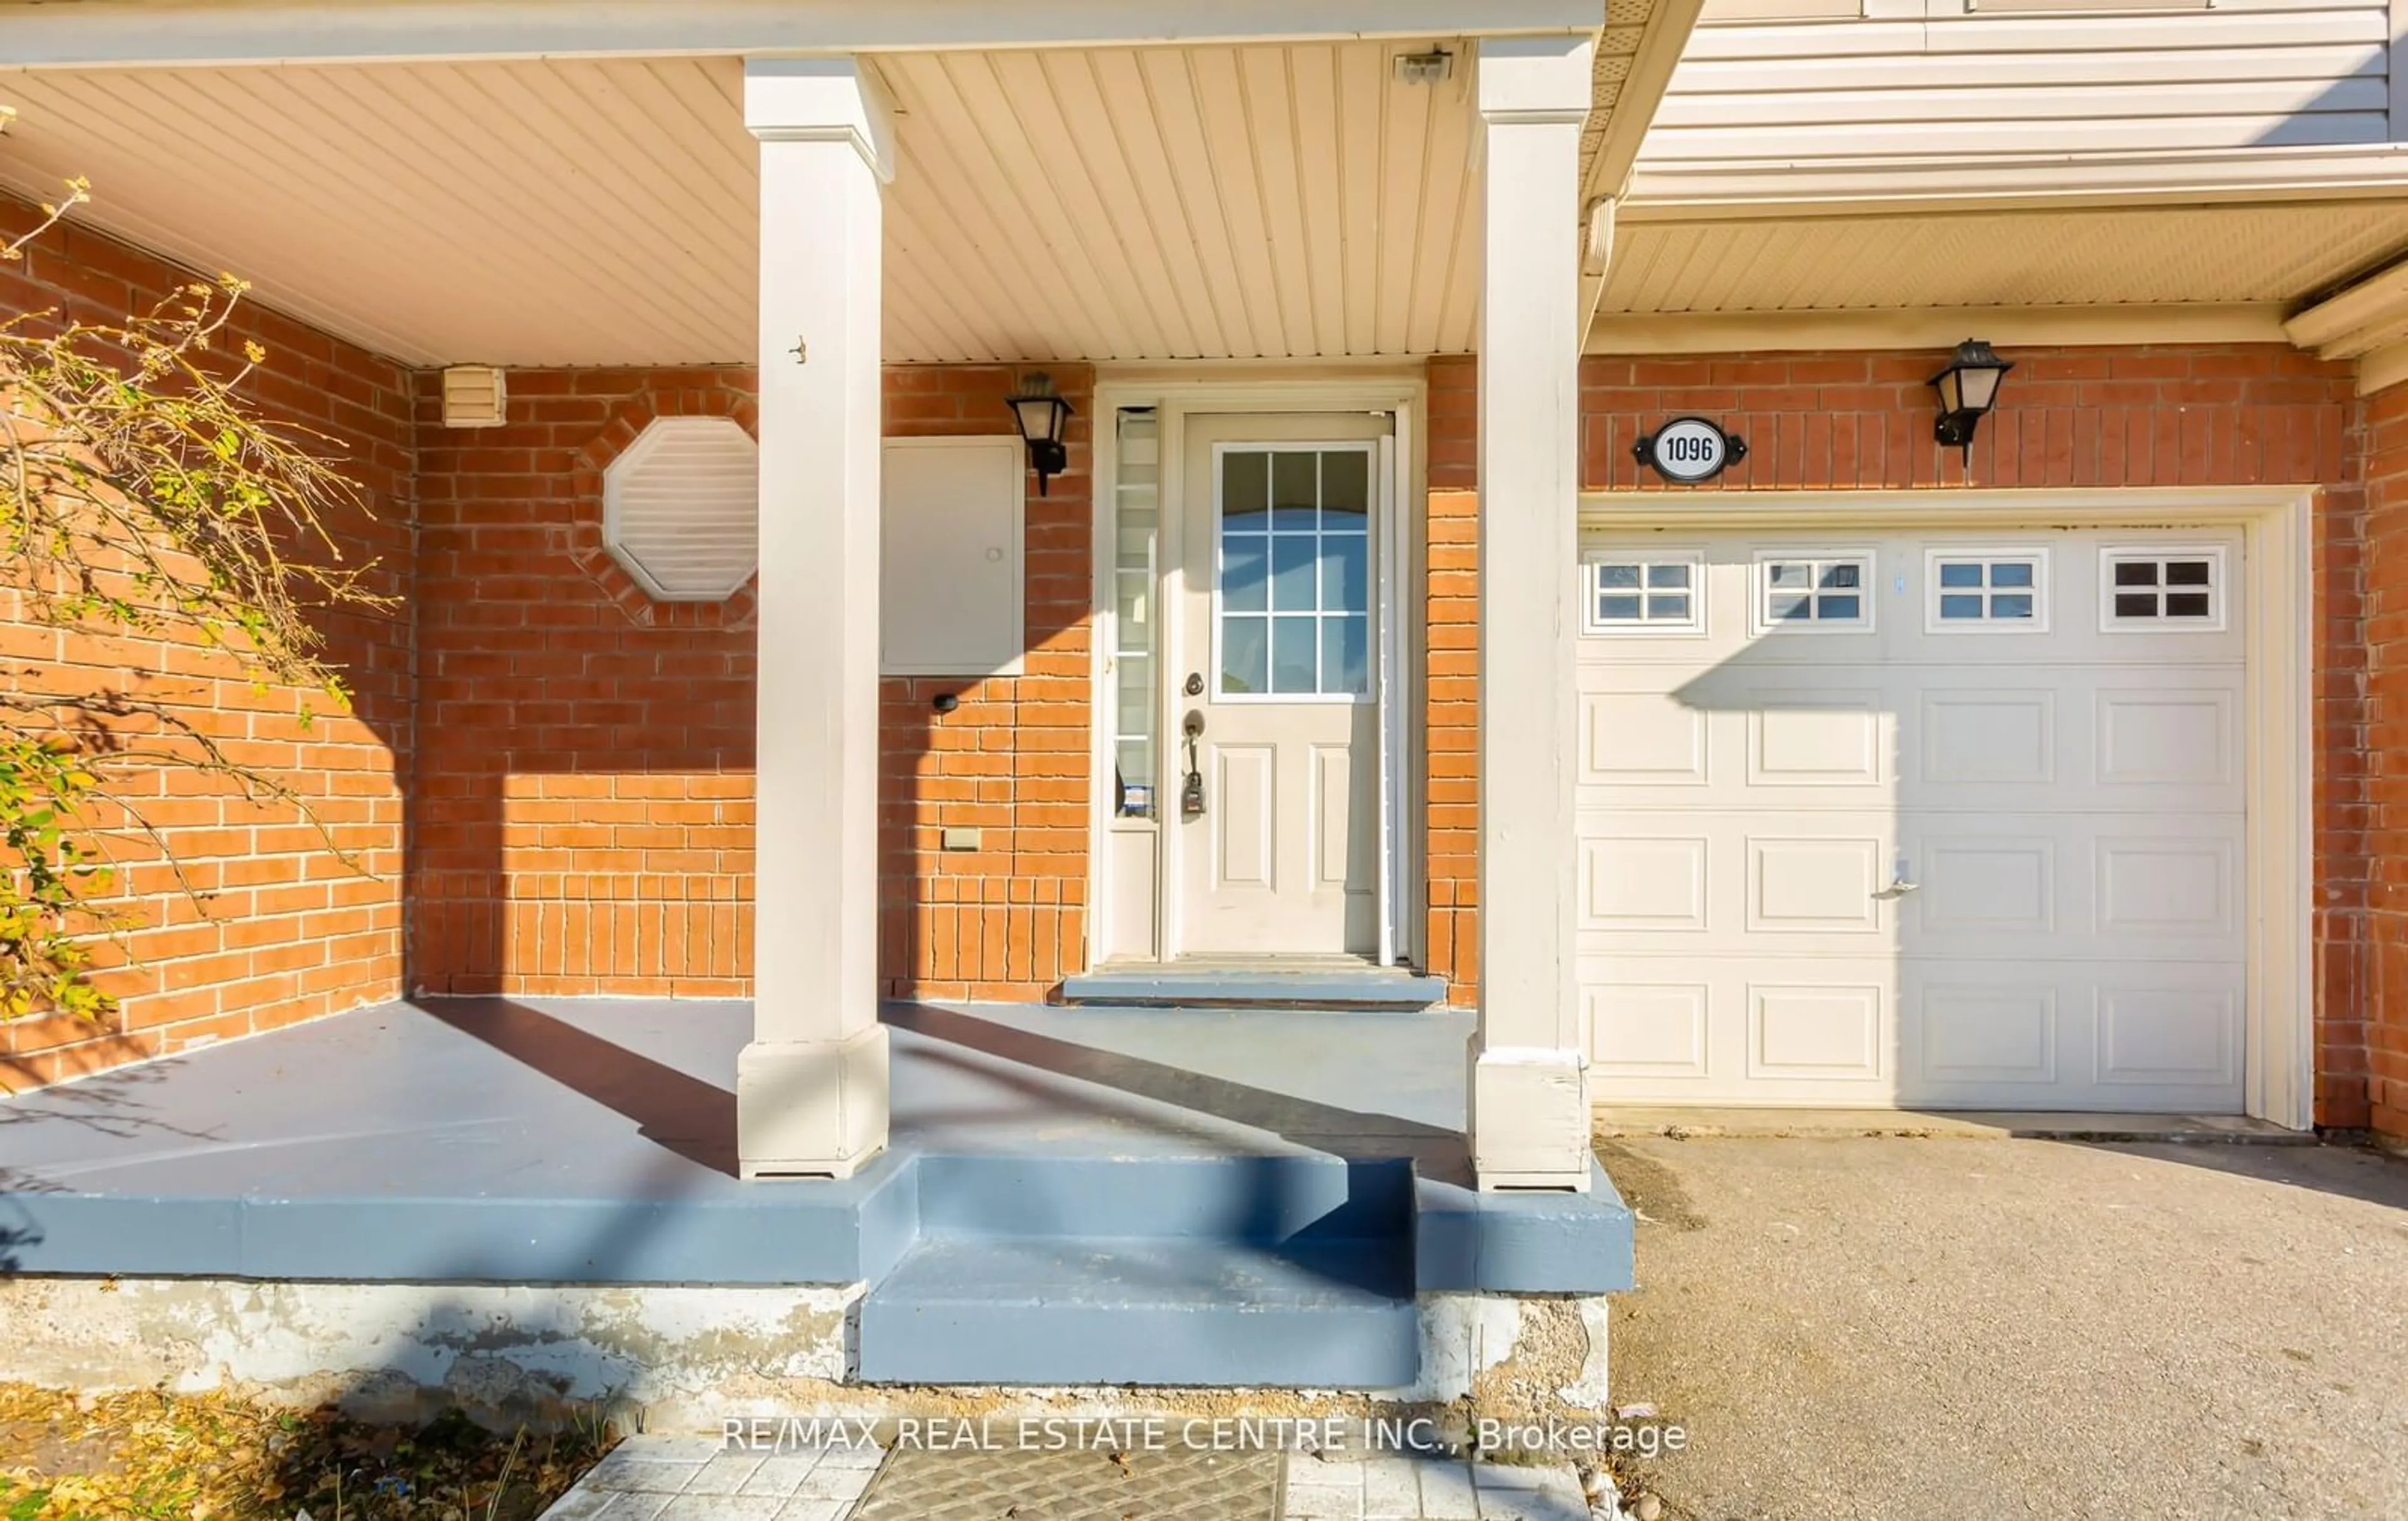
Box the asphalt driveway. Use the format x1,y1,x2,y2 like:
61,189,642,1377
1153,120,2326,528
1595,1135,2408,1521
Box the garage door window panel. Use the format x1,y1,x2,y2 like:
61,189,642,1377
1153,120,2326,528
1584,550,1704,635
1752,551,1872,633
2103,547,2227,630
1926,549,2048,633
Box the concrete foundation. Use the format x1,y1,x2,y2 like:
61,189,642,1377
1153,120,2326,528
0,1276,860,1428
0,1277,1611,1431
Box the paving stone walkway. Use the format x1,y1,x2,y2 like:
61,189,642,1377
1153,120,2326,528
536,1435,1601,1521
537,1434,882,1520
1285,1450,1592,1520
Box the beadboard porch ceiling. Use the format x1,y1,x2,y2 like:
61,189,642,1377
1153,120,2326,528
1599,199,2408,320
0,43,1501,368
13,28,2401,369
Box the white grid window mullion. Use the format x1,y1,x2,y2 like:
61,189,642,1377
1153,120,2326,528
2103,547,2223,628
1929,548,2049,632
1585,552,1703,634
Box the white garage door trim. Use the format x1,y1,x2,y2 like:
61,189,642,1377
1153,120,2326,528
1575,486,2314,1131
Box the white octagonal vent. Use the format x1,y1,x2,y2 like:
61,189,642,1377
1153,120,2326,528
603,416,759,601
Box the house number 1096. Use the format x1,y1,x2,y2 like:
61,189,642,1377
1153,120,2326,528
1635,416,1746,485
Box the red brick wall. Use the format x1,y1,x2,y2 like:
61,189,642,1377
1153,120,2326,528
879,366,1092,1001
1579,348,2353,493
2323,403,2376,1135
406,363,1090,1003
0,208,413,1088
1,199,2389,1129
2357,381,2408,1137
408,369,759,997
1433,347,2374,1127
1424,357,1478,1006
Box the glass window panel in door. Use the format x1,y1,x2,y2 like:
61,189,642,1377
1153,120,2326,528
1220,445,1379,699
1223,537,1269,613
1222,615,1269,695
1271,535,1319,611
1271,615,1319,693
1223,451,1271,533
1323,615,1368,697
1321,533,1368,613
1321,449,1369,529
1271,451,1319,531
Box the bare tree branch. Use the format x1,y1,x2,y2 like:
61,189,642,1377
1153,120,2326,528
1,176,387,1024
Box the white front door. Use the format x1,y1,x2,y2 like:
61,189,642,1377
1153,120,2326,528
1175,414,1389,957
1578,525,2249,1112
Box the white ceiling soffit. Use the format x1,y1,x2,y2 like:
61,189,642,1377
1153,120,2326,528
1594,202,2408,328
0,57,761,367
874,43,1482,364
1578,0,1653,194
1579,0,1703,203
0,43,1490,367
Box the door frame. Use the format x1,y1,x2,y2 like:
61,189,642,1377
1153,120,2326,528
1089,370,1427,971
1576,485,2316,1131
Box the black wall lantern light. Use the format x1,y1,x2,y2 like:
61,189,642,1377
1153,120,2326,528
1930,339,2014,463
1005,372,1073,495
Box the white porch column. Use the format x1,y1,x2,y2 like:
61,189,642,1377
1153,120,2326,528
1469,35,1595,1192
737,57,892,1180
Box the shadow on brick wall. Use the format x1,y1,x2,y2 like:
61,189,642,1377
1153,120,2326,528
406,364,1095,1007
0,198,418,1088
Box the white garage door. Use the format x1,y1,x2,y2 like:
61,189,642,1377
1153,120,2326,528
1578,526,2246,1112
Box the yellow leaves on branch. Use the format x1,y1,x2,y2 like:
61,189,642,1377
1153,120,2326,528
0,181,390,1024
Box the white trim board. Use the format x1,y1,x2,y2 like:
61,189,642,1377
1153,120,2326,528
1585,303,2289,355
2358,343,2408,396
1576,485,2318,1132
1623,143,2408,216
0,1,1598,69
1086,372,1427,976
2286,257,2408,381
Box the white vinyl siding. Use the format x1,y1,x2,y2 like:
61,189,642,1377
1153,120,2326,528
1645,2,2392,170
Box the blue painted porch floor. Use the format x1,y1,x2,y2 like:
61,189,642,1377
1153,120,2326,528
0,997,1632,1387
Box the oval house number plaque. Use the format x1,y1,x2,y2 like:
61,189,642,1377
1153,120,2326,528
1635,416,1746,484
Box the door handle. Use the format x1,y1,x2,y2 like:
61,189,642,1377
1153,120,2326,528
1872,851,1920,901
1180,710,1206,819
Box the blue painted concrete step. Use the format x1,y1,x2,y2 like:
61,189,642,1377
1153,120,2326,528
857,1234,1420,1387
915,1154,1413,1243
